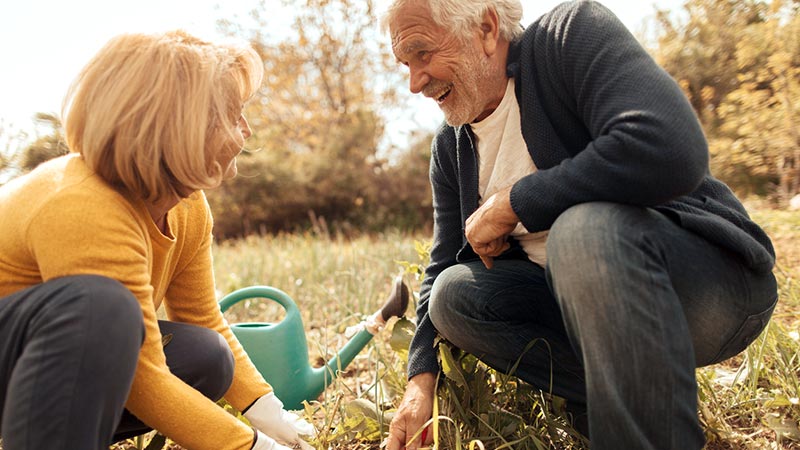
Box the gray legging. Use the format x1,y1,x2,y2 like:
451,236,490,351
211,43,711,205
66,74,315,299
0,275,236,449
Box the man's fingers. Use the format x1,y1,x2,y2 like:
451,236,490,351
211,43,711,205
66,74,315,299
484,240,510,256
497,241,511,254
385,434,402,450
474,239,511,269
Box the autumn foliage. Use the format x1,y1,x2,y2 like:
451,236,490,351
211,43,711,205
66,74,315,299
1,0,797,236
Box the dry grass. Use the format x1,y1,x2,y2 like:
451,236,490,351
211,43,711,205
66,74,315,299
3,207,797,450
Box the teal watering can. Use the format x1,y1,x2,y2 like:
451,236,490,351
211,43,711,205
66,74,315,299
219,277,409,410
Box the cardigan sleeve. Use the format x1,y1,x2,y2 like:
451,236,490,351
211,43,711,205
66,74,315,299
510,0,709,233
163,192,272,410
407,128,463,379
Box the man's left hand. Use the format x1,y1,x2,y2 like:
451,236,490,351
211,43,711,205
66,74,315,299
465,185,520,269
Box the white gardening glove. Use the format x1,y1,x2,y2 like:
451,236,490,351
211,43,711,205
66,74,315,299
252,430,297,450
244,393,315,449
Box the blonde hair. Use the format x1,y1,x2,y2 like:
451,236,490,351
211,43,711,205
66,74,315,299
382,0,524,42
63,30,263,202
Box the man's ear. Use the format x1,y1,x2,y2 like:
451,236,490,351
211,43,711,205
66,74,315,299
479,7,501,56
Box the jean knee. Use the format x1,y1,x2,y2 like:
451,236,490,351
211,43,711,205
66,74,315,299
547,203,648,311
429,264,474,339
548,203,648,278
549,203,613,260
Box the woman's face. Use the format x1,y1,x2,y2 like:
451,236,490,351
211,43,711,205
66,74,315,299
218,112,252,180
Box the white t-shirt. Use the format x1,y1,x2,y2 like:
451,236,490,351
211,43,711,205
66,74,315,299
471,78,548,266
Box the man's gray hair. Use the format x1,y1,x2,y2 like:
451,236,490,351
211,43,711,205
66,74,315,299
382,0,524,42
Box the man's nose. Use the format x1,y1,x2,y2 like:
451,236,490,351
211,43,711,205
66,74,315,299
409,66,430,94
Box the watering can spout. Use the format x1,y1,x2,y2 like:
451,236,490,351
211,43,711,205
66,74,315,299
219,276,410,410
313,276,410,387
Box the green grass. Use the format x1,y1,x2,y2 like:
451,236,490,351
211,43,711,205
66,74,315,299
96,208,800,449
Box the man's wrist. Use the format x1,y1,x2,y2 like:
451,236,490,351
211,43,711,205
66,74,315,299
499,185,520,226
409,372,437,393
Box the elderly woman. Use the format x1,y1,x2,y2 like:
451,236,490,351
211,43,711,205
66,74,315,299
0,30,311,450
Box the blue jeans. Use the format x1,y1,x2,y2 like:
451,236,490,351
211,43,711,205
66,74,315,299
428,202,777,450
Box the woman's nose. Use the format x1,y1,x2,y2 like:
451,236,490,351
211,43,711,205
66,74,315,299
240,115,252,139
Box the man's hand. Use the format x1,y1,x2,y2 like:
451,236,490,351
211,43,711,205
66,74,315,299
465,186,520,269
386,372,436,450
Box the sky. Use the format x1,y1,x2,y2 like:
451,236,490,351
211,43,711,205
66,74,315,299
0,0,684,140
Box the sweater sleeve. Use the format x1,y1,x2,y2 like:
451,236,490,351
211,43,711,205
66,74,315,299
163,192,272,411
510,0,709,232
27,191,257,450
407,129,462,379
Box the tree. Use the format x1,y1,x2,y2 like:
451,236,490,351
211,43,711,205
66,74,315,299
372,130,435,231
18,113,69,172
0,114,68,185
653,0,799,203
711,0,799,202
654,0,769,133
208,0,429,237
0,120,24,182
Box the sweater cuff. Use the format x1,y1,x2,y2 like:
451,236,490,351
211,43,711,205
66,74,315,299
407,325,441,379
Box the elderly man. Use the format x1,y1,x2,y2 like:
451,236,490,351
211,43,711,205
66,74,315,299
383,0,778,449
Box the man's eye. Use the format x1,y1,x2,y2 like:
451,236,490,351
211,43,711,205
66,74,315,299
418,50,429,60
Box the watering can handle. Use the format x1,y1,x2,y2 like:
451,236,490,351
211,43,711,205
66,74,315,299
218,285,300,317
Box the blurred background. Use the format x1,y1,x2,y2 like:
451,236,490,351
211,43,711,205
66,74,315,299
1,3,797,448
1,0,797,238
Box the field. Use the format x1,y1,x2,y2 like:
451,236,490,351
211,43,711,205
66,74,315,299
207,207,800,450
3,209,797,450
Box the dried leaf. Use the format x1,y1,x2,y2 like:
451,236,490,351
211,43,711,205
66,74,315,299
764,414,800,441
389,317,415,361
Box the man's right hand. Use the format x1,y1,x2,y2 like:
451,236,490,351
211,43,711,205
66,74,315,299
386,372,437,450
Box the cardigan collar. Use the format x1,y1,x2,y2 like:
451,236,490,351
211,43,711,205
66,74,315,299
506,34,523,79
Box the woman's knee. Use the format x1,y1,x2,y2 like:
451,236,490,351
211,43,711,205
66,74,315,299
50,275,141,321
12,276,144,393
42,275,144,348
197,330,235,400
162,323,235,401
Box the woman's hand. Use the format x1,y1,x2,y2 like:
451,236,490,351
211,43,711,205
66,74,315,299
244,393,314,449
465,186,520,269
252,430,313,450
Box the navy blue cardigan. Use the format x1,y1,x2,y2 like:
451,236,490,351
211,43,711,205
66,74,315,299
407,0,776,378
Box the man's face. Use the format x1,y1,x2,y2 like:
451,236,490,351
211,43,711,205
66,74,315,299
390,2,496,126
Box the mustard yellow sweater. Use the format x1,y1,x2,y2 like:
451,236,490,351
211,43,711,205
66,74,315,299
0,154,271,450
